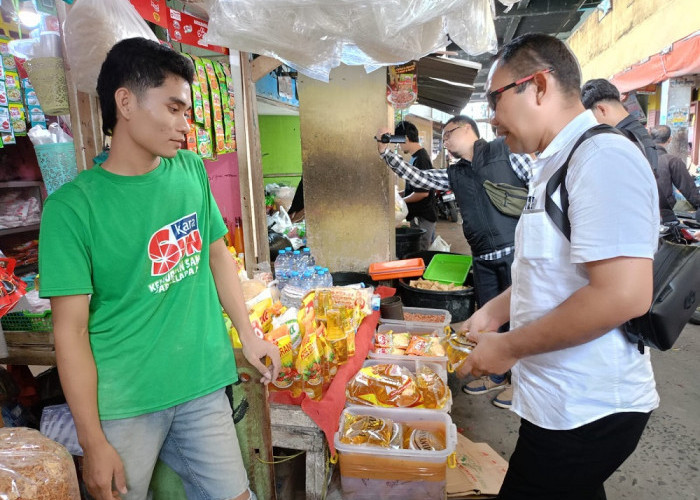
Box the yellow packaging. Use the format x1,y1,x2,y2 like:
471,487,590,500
269,334,295,390
296,332,324,400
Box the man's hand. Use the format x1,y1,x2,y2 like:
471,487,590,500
453,307,504,336
457,331,518,378
242,335,281,384
376,127,392,154
82,440,127,500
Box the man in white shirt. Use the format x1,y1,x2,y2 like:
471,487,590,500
458,33,659,500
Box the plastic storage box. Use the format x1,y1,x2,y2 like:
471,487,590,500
369,323,447,366
423,254,473,285
380,306,452,334
335,406,457,500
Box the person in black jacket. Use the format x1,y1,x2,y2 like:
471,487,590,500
650,125,700,223
581,78,658,173
394,120,438,250
377,116,532,409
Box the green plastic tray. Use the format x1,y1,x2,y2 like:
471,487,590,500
423,254,473,285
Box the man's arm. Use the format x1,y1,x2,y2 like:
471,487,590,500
209,239,281,383
51,295,127,500
461,256,653,377
404,191,429,203
380,150,451,191
669,155,700,208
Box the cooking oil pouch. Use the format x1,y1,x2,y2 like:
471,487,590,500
341,414,395,447
269,333,296,390
415,366,448,409
346,364,420,408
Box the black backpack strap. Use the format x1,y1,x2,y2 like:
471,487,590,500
545,124,622,241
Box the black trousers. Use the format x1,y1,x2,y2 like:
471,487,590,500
498,411,652,500
472,252,514,332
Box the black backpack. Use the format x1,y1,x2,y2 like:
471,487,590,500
545,124,700,353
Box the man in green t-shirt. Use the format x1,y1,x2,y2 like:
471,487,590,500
39,38,279,500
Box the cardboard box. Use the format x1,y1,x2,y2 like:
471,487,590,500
446,434,508,499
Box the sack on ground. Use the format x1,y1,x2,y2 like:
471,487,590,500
482,180,528,218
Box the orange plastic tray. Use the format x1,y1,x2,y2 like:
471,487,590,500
369,258,425,280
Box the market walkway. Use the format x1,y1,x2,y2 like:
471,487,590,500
436,219,700,500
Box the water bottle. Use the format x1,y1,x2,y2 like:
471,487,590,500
277,270,289,291
322,268,332,287
302,248,315,268
315,270,326,289
302,270,314,291
274,250,288,278
288,270,301,289
291,250,302,271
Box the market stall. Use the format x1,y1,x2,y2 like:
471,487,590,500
0,1,508,499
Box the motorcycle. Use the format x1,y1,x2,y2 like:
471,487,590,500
435,189,460,223
660,211,700,325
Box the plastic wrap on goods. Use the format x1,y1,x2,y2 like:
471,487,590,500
63,0,158,95
204,0,500,81
0,427,80,500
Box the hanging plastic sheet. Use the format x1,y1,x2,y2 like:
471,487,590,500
204,0,505,81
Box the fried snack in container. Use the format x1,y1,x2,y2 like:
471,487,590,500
405,335,430,356
392,332,411,349
415,366,448,409
375,331,393,348
426,337,446,357
0,427,80,500
340,414,395,447
345,364,420,408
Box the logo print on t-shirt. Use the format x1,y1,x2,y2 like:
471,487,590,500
147,213,202,277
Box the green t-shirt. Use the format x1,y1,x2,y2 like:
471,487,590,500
39,149,237,420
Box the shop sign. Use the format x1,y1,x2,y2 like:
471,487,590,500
167,8,229,56
387,61,417,109
129,0,168,29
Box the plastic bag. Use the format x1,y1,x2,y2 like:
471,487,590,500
446,0,498,56
0,427,80,499
395,185,409,227
428,235,451,252
269,206,294,234
63,0,159,95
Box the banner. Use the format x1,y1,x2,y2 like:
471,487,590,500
129,0,168,29
167,8,229,56
387,61,417,109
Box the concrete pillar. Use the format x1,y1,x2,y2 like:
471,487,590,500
298,65,394,272
659,77,693,159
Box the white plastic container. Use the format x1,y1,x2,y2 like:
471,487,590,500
369,323,448,366
335,406,457,500
379,306,452,335
350,359,452,412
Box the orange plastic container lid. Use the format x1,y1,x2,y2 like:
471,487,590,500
369,258,425,280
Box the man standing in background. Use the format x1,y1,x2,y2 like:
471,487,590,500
395,120,438,250
581,78,658,173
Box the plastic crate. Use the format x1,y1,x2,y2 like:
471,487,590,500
1,310,53,332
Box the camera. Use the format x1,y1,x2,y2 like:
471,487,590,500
375,133,406,144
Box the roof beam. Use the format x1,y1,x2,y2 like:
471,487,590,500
503,0,531,44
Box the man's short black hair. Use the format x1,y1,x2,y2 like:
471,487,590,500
395,120,420,142
444,115,480,139
580,79,621,109
651,125,672,145
496,33,581,98
96,37,194,136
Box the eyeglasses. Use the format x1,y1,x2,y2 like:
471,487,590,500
442,125,466,141
487,68,554,110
